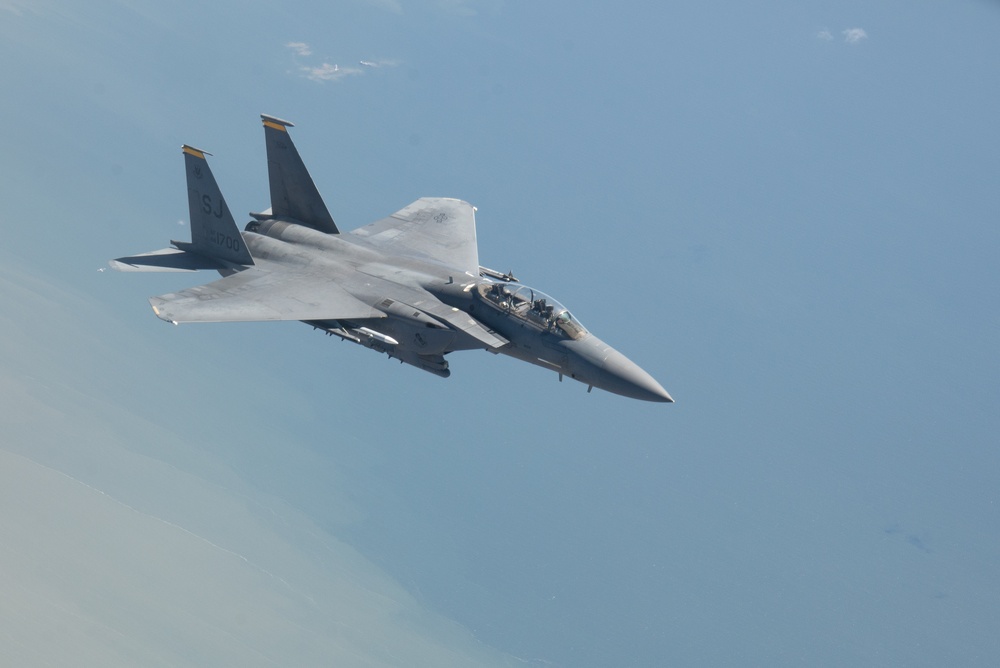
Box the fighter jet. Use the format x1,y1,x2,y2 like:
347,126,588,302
111,115,672,402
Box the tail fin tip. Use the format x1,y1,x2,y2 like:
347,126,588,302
261,114,294,131
181,144,212,158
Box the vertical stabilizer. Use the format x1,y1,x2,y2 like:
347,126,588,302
179,145,254,266
261,114,339,234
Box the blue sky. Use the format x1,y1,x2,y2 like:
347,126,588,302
2,1,999,665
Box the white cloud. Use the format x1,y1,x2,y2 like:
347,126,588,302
817,29,834,41
302,63,363,83
842,27,868,44
287,41,401,83
359,59,400,69
286,41,312,57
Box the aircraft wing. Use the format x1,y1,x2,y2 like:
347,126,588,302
349,198,479,276
148,263,384,323
109,248,228,273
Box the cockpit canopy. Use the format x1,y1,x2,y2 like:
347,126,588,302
479,282,588,340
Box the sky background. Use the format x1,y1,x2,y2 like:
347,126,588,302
2,0,999,665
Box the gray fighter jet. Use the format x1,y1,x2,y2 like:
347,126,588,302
111,115,672,402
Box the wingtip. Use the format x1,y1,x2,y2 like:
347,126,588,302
148,298,172,323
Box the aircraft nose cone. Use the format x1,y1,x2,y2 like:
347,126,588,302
601,349,673,403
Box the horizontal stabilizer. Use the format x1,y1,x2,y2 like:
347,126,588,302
109,248,227,273
148,264,385,323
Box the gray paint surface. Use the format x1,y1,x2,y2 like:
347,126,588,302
113,117,672,402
